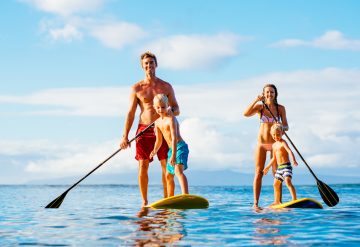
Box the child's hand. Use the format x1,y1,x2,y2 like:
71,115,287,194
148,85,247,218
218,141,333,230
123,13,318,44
167,106,173,116
293,161,298,166
263,166,270,175
170,156,176,166
150,150,156,159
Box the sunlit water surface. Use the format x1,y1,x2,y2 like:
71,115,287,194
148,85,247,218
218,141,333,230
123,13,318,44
0,184,359,246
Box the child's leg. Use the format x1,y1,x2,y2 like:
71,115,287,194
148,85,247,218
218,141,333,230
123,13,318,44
284,177,297,200
174,164,189,194
166,172,175,197
273,179,282,205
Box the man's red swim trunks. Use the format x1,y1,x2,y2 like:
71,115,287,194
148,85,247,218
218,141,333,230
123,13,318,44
135,124,168,162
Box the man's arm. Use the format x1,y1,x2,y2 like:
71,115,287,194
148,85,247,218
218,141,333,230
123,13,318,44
167,84,180,116
120,87,137,149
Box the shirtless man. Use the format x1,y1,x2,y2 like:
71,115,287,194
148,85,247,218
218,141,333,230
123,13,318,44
120,51,180,207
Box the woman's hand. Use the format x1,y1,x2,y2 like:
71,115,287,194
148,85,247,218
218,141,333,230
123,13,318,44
256,94,265,103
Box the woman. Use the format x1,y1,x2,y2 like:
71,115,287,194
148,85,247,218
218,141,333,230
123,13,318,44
243,84,288,208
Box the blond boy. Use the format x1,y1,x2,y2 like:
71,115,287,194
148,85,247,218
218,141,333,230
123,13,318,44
263,123,298,205
150,94,189,197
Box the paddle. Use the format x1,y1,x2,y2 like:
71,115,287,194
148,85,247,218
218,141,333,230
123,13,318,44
45,121,156,208
262,102,339,207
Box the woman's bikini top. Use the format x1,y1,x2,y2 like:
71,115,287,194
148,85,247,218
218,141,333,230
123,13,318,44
260,104,281,123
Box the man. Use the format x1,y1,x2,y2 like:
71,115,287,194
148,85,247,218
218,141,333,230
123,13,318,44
120,51,180,207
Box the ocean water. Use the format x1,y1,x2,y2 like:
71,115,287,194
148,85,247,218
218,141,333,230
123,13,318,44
0,184,359,246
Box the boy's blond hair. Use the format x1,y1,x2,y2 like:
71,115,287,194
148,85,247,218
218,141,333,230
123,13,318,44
153,93,169,105
270,123,283,134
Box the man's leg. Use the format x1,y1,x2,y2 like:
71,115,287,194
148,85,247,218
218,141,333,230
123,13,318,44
160,159,168,198
138,159,150,207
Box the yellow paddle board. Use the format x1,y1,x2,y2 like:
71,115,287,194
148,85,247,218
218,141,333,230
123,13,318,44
147,194,209,209
270,198,323,209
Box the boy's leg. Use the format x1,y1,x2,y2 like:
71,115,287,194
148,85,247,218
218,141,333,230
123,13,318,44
160,159,168,198
174,164,189,194
273,179,282,204
166,171,175,197
285,177,297,200
138,159,150,207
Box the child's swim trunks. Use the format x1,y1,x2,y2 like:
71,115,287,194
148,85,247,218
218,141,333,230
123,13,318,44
166,140,189,175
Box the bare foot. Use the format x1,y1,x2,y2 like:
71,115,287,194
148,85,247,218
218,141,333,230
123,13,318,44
253,204,263,212
141,200,148,207
137,207,149,217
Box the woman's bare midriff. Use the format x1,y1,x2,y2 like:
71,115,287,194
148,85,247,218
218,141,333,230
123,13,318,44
257,123,276,144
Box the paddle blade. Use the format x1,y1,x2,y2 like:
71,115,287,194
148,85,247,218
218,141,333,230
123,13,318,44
317,180,339,207
45,192,68,208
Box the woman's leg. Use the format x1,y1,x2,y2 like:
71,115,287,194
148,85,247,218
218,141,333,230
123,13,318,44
253,145,267,208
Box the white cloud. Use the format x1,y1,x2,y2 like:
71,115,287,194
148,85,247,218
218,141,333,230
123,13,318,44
23,139,135,176
307,153,341,167
272,30,360,50
0,87,129,116
180,118,247,172
143,33,248,70
22,0,147,49
49,24,83,42
39,17,147,48
89,22,147,49
1,67,359,179
21,0,106,16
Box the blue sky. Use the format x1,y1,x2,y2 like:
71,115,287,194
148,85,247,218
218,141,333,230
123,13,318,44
1,0,359,184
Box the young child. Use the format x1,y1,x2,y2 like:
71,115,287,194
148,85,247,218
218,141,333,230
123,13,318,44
150,94,189,197
263,123,298,205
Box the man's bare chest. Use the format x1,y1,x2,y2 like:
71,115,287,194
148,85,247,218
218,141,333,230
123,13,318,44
137,88,167,104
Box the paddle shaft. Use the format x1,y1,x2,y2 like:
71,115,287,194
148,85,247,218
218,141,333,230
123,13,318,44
46,121,156,207
261,102,319,180
64,121,155,193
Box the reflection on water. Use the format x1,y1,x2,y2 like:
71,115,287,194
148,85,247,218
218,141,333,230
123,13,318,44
253,212,291,245
127,207,186,246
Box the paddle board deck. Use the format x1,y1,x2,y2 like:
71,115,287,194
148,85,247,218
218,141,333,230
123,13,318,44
147,194,209,209
270,198,323,209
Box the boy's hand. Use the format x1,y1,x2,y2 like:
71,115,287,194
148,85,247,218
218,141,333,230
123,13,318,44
170,156,176,166
150,150,156,159
293,160,298,166
167,106,173,116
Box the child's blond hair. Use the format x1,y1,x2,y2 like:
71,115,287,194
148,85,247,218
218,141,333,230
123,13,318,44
270,123,283,134
153,93,169,105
